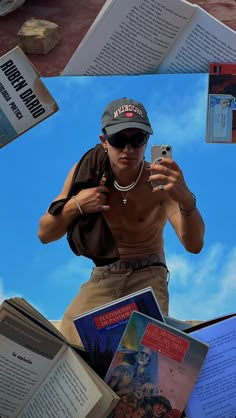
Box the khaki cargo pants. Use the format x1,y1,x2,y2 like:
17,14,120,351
61,264,169,347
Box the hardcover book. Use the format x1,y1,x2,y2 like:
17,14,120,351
105,311,209,418
0,297,119,418
73,287,165,378
206,62,236,143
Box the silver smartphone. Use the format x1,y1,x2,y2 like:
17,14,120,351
150,145,172,188
151,145,172,164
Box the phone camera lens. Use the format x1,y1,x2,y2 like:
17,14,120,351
166,146,170,151
162,150,166,155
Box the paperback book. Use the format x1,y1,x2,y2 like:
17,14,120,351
0,46,58,149
73,286,165,378
62,0,236,76
0,297,119,418
105,311,209,418
184,313,236,418
206,62,236,143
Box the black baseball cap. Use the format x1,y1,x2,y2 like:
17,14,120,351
101,97,153,135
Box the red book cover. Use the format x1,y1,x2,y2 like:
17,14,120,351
105,311,209,418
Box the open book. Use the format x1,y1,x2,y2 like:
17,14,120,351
62,0,236,76
183,313,236,418
0,297,119,418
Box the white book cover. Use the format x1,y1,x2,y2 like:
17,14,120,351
0,46,59,148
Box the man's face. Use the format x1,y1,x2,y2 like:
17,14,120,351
100,128,148,170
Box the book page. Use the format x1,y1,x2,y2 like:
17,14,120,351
159,7,236,73
18,348,103,418
185,317,236,418
62,0,196,76
0,311,64,418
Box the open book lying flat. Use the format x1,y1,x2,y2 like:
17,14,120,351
0,0,235,77
61,0,236,76
0,297,119,418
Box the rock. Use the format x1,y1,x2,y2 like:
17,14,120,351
17,18,60,55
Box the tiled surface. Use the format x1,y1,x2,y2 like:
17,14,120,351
0,0,235,76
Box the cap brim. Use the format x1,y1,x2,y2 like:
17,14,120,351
105,121,153,135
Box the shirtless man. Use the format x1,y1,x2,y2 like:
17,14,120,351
38,97,205,346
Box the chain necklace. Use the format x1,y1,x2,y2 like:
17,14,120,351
113,160,144,204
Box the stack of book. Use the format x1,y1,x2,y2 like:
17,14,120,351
0,288,235,417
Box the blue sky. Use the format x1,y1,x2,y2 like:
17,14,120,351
0,73,235,322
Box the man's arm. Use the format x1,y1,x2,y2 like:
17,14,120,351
148,158,205,253
165,194,205,254
38,163,81,243
38,163,110,244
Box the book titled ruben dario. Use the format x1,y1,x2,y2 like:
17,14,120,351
0,46,58,149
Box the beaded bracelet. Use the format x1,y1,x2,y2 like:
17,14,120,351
179,193,196,216
72,196,83,215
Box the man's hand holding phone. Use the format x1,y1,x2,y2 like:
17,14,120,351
150,145,172,190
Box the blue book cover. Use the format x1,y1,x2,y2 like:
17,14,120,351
73,286,165,378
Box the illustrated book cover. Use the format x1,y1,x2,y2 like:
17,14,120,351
62,0,236,76
104,311,209,418
206,62,236,143
184,313,236,418
0,46,59,149
73,286,165,379
0,297,119,418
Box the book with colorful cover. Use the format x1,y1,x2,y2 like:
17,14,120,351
105,311,209,418
73,287,165,379
184,313,236,418
206,62,236,143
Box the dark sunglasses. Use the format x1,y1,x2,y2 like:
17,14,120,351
104,131,149,149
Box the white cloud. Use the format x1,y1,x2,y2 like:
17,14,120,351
149,76,208,146
0,277,50,320
49,256,94,289
0,277,18,304
167,243,236,321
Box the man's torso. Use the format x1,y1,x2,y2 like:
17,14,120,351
103,167,169,258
